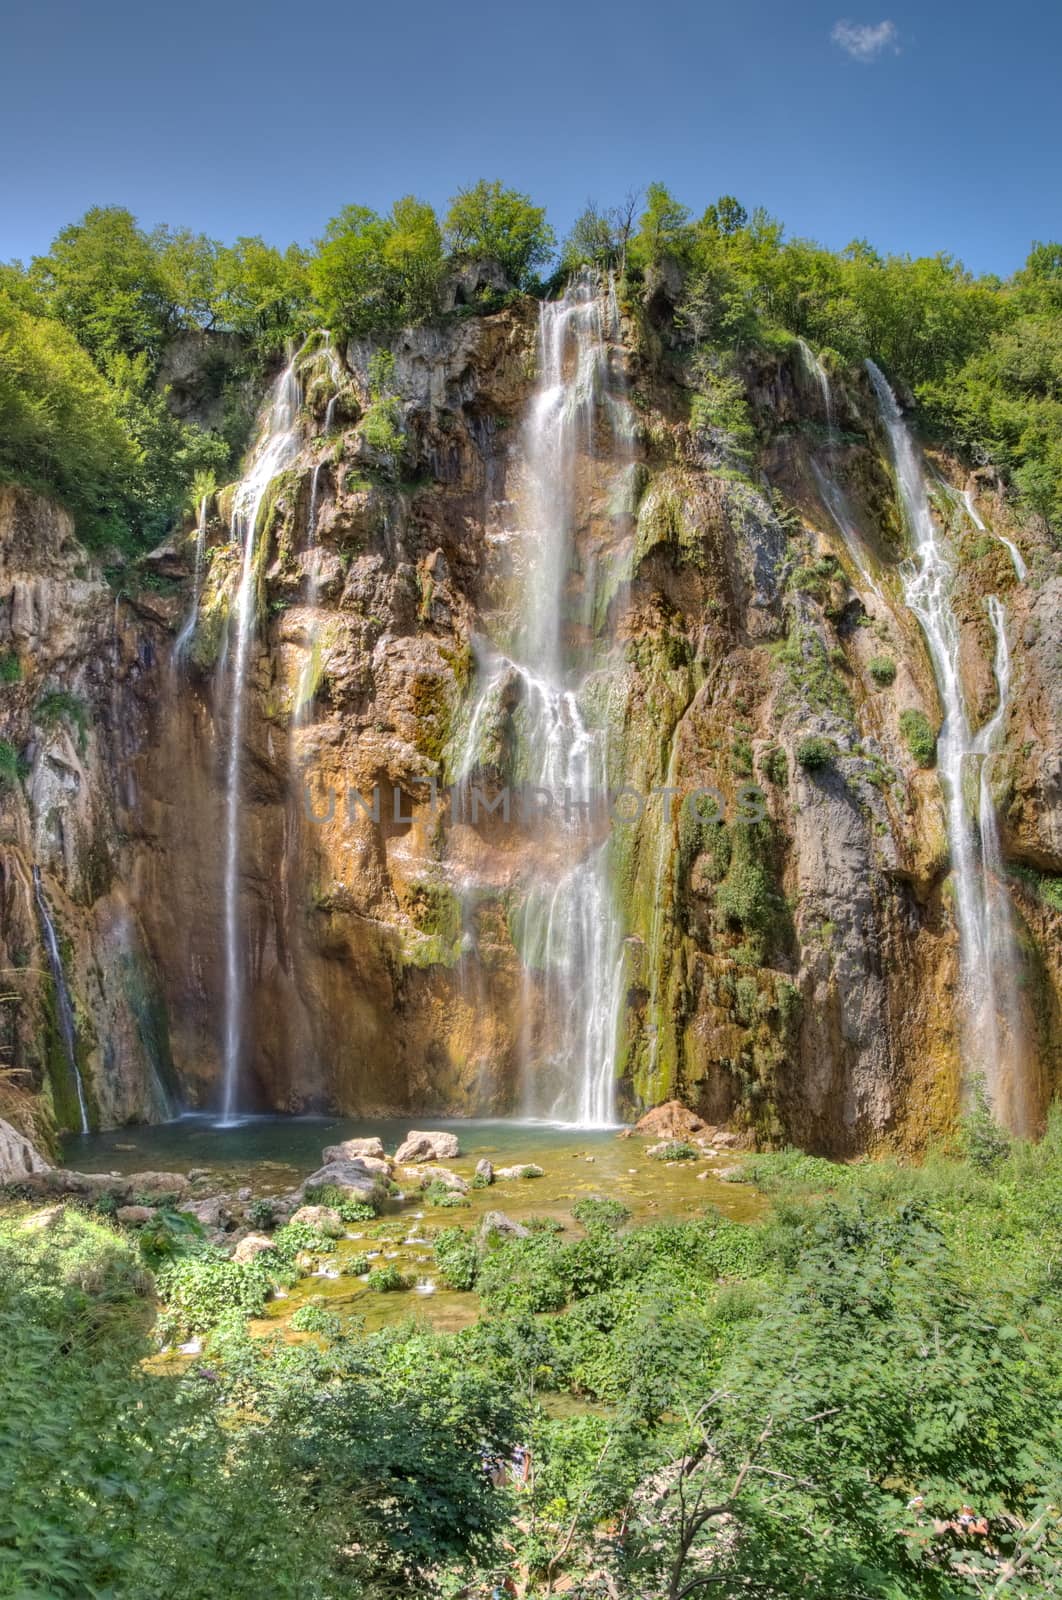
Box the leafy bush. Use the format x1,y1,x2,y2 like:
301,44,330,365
0,738,25,790
434,1227,480,1291
0,651,21,683
899,707,937,767
426,1181,470,1209
269,1220,335,1262
648,1140,700,1161
34,688,90,752
868,654,896,685
136,1208,205,1268
302,1183,377,1220
796,734,836,770
760,744,788,785
289,1302,342,1338
154,1249,276,1340
246,1197,276,1230
571,1198,631,1233
367,1262,412,1291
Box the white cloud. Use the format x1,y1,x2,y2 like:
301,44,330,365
830,19,899,60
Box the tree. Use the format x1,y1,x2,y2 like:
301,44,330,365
310,197,443,336
30,206,173,371
443,180,555,288
211,236,309,348
630,182,693,270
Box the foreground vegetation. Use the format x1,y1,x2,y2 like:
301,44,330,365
2,1102,1060,1597
2,181,1061,556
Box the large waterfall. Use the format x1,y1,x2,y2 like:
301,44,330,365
32,865,89,1134
460,280,631,1126
219,355,302,1124
867,362,1031,1129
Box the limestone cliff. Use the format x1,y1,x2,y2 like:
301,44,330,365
1,288,1059,1154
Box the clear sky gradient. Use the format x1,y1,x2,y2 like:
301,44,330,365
2,0,1058,277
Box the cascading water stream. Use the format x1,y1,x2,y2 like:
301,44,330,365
219,354,302,1125
962,487,1028,582
174,496,209,663
867,360,1028,1126
32,865,89,1133
292,461,325,722
459,278,631,1126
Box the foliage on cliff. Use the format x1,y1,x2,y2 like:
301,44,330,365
2,1108,1060,1596
3,183,1061,557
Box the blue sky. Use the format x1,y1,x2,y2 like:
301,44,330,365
2,0,1059,277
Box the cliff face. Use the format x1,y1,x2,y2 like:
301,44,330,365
1,291,1059,1154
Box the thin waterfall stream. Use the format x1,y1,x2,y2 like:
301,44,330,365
219,354,302,1125
866,360,1030,1127
32,865,89,1133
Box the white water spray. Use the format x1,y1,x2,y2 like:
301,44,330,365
32,866,89,1133
220,356,302,1124
867,361,1029,1127
962,487,1028,582
459,279,631,1125
174,496,209,663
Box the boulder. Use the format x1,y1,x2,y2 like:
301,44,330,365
475,1158,494,1184
0,1118,50,1184
420,1166,469,1194
289,1205,344,1238
126,1170,191,1198
634,1101,705,1139
116,1205,155,1226
298,1160,383,1206
495,1164,544,1180
479,1210,529,1241
394,1130,460,1163
233,1233,278,1263
179,1196,225,1229
322,1137,386,1163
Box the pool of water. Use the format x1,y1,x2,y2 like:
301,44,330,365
64,1114,763,1341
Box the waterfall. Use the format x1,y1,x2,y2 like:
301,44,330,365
798,338,834,431
32,866,89,1133
962,487,1028,582
173,496,209,663
292,461,325,722
459,278,630,1126
867,361,1028,1127
220,354,302,1125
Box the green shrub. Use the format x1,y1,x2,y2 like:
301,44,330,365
367,1262,411,1291
760,744,788,786
434,1227,480,1291
0,651,21,683
35,688,90,752
899,708,937,767
796,734,835,770
289,1302,342,1338
0,738,26,789
868,655,896,686
426,1181,470,1209
271,1220,335,1261
648,1141,700,1162
246,1198,276,1231
571,1198,631,1233
154,1250,275,1340
136,1209,205,1268
302,1183,377,1220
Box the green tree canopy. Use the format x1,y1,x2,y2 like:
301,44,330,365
443,180,555,288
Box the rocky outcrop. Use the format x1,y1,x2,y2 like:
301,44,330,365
1,295,1058,1153
0,1116,49,1183
394,1131,461,1163
634,1100,705,1138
